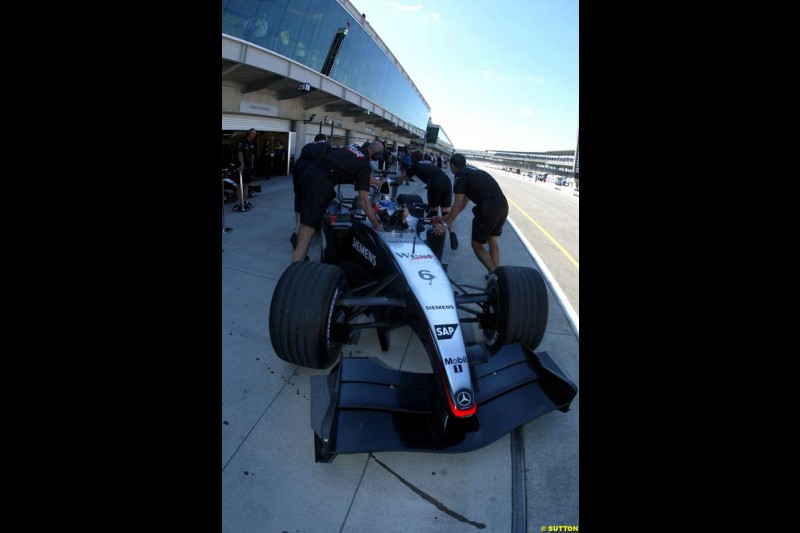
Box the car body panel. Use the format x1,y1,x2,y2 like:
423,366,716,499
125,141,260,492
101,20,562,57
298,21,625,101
297,200,577,462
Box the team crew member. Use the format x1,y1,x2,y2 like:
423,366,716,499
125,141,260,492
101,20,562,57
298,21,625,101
399,150,458,250
290,133,332,248
234,128,257,212
435,153,509,276
291,141,386,263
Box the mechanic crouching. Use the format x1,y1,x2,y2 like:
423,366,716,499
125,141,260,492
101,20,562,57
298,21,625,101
292,141,386,263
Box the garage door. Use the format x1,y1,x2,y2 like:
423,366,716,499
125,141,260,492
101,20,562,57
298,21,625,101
222,114,291,132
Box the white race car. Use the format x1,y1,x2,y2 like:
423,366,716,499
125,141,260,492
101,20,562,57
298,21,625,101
269,189,577,462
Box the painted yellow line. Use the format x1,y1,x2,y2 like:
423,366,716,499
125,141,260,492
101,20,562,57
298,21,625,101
507,197,579,269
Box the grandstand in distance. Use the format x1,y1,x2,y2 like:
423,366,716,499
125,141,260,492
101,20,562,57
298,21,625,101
458,149,576,178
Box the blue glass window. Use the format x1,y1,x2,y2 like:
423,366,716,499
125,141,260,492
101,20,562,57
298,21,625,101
222,0,431,131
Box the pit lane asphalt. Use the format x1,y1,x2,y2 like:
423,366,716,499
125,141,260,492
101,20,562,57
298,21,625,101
221,166,580,532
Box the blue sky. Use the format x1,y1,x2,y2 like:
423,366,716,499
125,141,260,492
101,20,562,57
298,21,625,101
349,0,579,152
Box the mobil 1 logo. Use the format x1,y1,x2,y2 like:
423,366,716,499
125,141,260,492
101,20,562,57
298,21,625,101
435,324,459,340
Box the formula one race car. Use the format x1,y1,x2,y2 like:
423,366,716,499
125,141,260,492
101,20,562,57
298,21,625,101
268,187,577,463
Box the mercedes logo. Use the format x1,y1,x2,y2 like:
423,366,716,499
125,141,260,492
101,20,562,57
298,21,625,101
456,390,472,407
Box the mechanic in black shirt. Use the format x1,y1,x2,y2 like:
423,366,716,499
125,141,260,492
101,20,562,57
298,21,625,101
381,141,392,171
435,153,509,276
290,133,332,248
399,150,458,250
234,128,258,212
291,140,386,263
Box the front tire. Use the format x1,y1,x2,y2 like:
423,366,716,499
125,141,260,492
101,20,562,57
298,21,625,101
482,266,548,353
269,262,349,369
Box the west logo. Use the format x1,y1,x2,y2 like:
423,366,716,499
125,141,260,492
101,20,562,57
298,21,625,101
344,144,365,158
435,324,459,340
395,252,435,260
352,237,377,266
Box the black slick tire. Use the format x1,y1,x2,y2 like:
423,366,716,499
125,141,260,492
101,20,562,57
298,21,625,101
482,266,548,353
269,261,349,369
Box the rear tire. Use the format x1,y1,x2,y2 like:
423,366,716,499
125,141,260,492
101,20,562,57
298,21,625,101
482,266,548,353
269,262,349,369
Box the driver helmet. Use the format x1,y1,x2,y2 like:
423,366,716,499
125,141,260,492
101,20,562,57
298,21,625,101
377,199,398,215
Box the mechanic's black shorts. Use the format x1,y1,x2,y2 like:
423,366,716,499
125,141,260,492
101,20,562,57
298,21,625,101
292,161,310,202
298,167,335,231
471,202,509,244
241,166,254,184
426,178,453,210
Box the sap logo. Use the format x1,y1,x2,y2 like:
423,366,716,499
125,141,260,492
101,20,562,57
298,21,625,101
425,304,454,310
444,356,467,365
352,238,376,266
435,324,459,340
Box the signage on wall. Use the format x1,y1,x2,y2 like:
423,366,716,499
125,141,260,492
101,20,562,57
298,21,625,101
240,99,278,117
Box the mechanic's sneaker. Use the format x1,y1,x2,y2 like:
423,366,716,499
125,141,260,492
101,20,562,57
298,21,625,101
449,232,459,250
244,202,254,210
233,203,243,212
290,232,298,248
